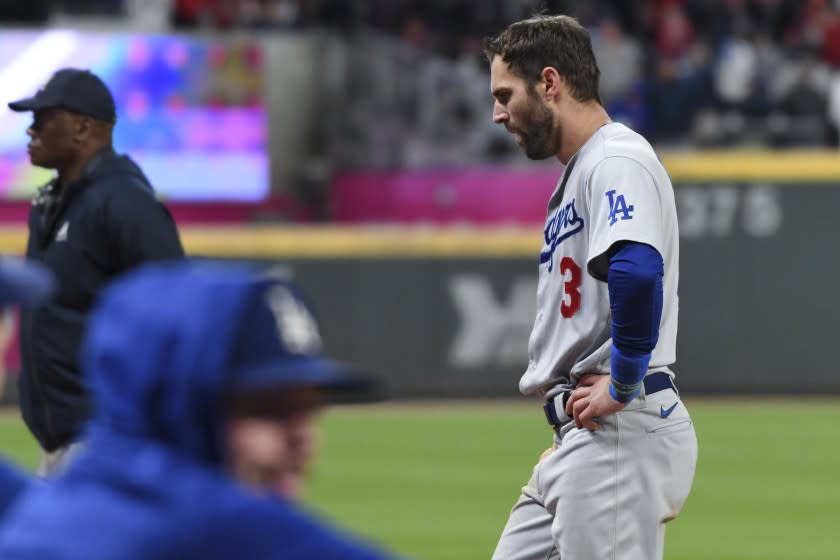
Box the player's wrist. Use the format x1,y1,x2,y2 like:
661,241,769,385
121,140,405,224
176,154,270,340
608,379,640,403
610,345,651,404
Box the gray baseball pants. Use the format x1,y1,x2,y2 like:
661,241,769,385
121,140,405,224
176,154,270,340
492,387,698,560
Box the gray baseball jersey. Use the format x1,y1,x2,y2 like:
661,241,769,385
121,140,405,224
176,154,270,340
520,122,679,397
494,122,697,560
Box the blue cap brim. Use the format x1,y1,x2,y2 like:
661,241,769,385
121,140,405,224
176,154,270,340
230,355,382,403
0,258,54,306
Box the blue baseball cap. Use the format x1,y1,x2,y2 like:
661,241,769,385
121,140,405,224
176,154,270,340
225,279,379,403
0,256,54,307
8,68,116,123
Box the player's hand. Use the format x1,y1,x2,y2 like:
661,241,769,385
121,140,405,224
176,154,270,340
564,374,626,431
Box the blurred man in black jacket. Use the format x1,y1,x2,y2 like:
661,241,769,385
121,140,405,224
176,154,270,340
8,68,185,474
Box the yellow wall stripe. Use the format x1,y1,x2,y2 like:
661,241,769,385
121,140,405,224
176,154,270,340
0,226,544,258
184,226,542,257
0,228,26,255
661,150,840,182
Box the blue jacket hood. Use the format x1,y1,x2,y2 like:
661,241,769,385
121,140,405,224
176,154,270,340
81,262,260,465
0,263,396,560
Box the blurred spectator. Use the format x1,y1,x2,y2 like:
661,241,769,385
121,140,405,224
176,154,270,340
593,16,643,105
774,51,832,145
163,0,840,160
826,71,840,145
819,5,840,67
648,58,697,142
656,2,696,60
50,0,124,16
174,0,237,28
0,0,48,22
714,33,764,112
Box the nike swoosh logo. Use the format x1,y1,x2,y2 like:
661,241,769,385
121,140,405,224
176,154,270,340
660,402,679,418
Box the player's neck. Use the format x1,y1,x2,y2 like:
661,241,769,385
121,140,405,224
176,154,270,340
556,103,612,165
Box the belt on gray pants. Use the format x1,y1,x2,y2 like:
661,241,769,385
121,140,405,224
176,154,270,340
543,372,677,428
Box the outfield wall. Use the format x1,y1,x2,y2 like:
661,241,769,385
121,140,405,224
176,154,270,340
0,153,837,397
181,179,835,397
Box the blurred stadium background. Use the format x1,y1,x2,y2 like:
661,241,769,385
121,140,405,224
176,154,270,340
0,1,838,558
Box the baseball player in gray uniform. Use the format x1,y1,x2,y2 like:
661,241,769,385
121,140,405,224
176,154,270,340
485,15,698,560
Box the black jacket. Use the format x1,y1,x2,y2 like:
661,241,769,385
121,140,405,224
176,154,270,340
20,148,185,451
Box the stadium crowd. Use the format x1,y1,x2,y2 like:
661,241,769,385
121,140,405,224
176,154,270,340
2,1,839,165
161,0,840,151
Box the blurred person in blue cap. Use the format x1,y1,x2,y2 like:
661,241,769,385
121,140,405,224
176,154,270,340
8,68,184,474
0,256,54,523
0,261,396,559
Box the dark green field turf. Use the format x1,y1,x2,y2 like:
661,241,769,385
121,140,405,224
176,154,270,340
2,399,839,559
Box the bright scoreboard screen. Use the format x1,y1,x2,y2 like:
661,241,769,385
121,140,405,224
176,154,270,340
0,30,268,201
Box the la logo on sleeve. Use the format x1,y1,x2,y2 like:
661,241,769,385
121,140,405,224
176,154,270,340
606,189,634,225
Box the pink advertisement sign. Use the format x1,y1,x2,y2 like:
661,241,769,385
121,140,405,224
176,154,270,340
333,167,563,225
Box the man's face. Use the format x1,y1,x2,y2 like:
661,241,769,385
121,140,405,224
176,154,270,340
490,55,557,160
26,108,80,169
225,386,323,499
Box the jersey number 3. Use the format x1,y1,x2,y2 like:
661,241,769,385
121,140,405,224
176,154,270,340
559,257,582,318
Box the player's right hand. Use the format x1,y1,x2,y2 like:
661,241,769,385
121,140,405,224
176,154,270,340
565,374,626,431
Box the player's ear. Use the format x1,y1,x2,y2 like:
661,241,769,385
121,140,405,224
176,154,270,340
540,67,562,101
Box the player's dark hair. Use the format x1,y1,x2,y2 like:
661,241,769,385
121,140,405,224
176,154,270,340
483,14,601,104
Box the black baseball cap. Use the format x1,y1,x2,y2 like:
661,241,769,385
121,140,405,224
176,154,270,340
8,68,116,123
0,256,54,307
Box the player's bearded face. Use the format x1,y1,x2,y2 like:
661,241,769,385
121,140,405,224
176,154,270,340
518,87,556,160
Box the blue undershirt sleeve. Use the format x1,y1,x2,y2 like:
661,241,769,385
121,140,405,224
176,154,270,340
607,242,664,403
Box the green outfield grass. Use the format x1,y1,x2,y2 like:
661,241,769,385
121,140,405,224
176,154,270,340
1,399,839,559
